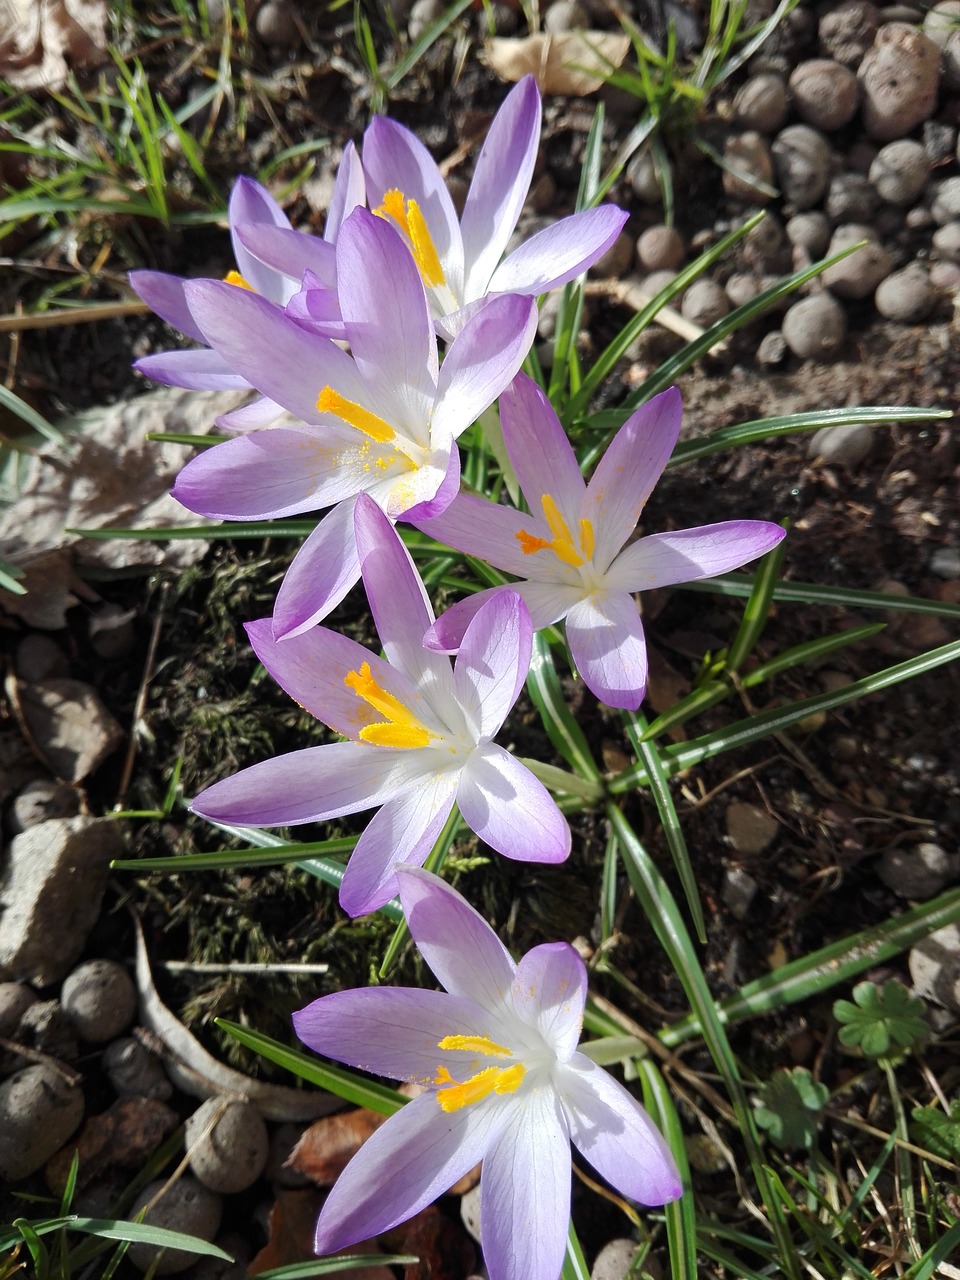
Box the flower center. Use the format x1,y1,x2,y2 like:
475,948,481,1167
434,1034,525,1113
374,189,447,289
223,270,254,290
516,494,595,569
317,387,396,444
344,661,434,748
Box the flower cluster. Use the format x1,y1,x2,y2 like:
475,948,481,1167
136,75,784,1280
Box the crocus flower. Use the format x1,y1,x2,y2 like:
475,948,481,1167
417,373,786,710
172,207,536,633
294,867,682,1280
191,496,569,917
131,153,363,430
356,75,627,337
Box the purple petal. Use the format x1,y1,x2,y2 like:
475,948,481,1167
325,140,366,241
432,296,537,448
214,395,284,432
453,590,531,741
272,499,362,639
362,115,464,297
513,579,581,628
313,1090,507,1255
234,224,337,289
135,349,250,392
607,520,787,591
184,279,367,422
413,491,533,577
480,1087,571,1280
457,744,570,864
284,276,345,339
561,1056,683,1205
129,270,207,342
396,866,517,1004
338,774,460,917
583,386,682,573
402,445,461,523
228,176,291,299
500,372,584,524
511,943,586,1062
353,495,449,693
171,428,360,519
565,592,647,710
489,205,629,295
190,740,415,827
424,589,497,655
336,208,438,405
293,986,491,1083
460,76,540,301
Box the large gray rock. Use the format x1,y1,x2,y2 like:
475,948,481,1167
0,816,124,985
16,678,124,781
0,1063,85,1180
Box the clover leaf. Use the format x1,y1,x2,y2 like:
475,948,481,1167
754,1067,829,1151
833,980,928,1060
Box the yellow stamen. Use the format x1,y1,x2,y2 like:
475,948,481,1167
223,270,253,290
515,493,596,570
344,661,433,749
374,188,447,289
317,387,396,444
434,1062,526,1113
439,1034,512,1057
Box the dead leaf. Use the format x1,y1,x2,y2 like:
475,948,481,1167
290,1108,388,1186
383,1206,475,1280
249,1188,392,1278
486,32,630,95
44,1096,179,1194
0,0,108,91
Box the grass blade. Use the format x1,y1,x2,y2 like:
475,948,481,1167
526,633,602,783
637,1060,697,1280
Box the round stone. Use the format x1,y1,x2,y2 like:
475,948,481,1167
0,982,36,1037
819,0,880,64
910,923,960,1011
932,222,960,261
543,0,588,33
0,1064,85,1181
808,422,874,467
680,278,730,327
723,131,775,202
869,139,929,205
878,843,957,898
821,224,892,298
733,74,789,133
858,22,940,141
931,177,960,225
922,0,960,46
637,224,684,271
825,172,878,222
103,1037,173,1101
128,1178,223,1275
772,125,833,209
626,150,665,204
9,778,80,834
789,59,859,130
61,959,137,1043
255,0,299,45
786,211,831,255
185,1097,270,1194
782,293,847,359
874,263,935,321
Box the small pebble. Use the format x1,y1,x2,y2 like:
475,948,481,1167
461,1183,481,1244
772,124,833,209
725,801,779,854
807,422,874,466
922,0,960,46
589,230,634,278
591,1238,647,1280
407,0,444,39
626,150,665,204
877,842,957,898
8,778,80,834
757,330,788,364
819,0,880,64
61,959,137,1043
821,224,892,298
910,923,960,1011
543,0,588,33
931,177,960,225
0,982,36,1037
786,211,831,255
185,1097,270,1194
255,0,299,46
943,29,960,89
927,119,958,166
825,172,877,222
930,260,960,288
725,273,764,307
744,214,787,268
734,74,789,133
0,1064,85,1181
723,132,775,202
681,278,729,327
722,866,759,920
930,547,960,578
128,1178,223,1275
932,222,960,261
868,139,929,205
858,22,941,140
104,1037,174,1101
637,225,684,272
15,999,78,1061
874,263,935,321
782,292,847,358
789,59,859,130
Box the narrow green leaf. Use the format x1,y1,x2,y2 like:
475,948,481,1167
637,1060,697,1280
112,836,357,873
0,556,27,595
255,1258,420,1279
0,384,68,447
68,521,318,541
525,633,602,783
681,572,960,621
724,526,788,673
386,0,474,88
561,1222,591,1280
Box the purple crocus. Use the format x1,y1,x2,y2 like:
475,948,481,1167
417,373,786,710
191,496,570,917
356,75,627,337
131,155,363,430
294,867,682,1280
171,207,536,634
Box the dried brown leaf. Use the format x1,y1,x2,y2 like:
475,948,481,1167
290,1108,387,1185
486,32,630,95
0,0,108,91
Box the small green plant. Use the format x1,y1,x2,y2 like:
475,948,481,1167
833,980,929,1060
911,1099,960,1162
754,1067,829,1151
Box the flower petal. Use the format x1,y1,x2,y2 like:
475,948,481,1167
457,744,570,864
362,115,465,297
325,140,366,241
424,589,497,655
135,349,250,392
129,270,207,342
489,205,629,296
460,76,540,301
480,1086,571,1280
453,590,531,741
565,592,647,710
583,386,682,573
338,772,460,917
606,520,787,591
184,278,367,422
171,428,360,519
514,579,582,629
313,1090,507,1254
561,1055,683,1206
402,444,461,523
272,498,363,639
414,491,533,577
228,176,291,300
336,208,439,409
214,394,285,432
234,224,337,289
396,866,517,1005
500,372,584,525
293,986,491,1084
511,943,586,1062
190,740,416,828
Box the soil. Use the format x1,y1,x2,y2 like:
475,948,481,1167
1,2,960,1276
